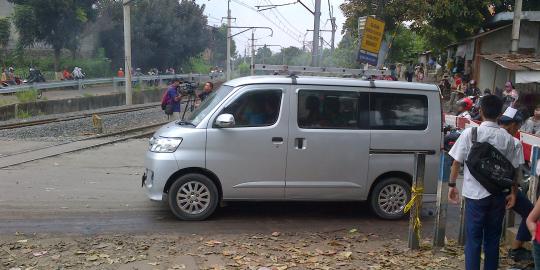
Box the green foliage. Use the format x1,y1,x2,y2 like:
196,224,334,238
82,93,94,98
237,62,250,76
387,25,428,63
0,17,10,50
8,0,97,71
210,24,237,68
16,108,32,119
184,56,211,74
98,0,209,71
15,89,39,103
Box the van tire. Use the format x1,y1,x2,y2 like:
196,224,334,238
369,177,411,220
168,174,219,221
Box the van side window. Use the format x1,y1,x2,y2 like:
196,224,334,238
369,93,428,130
298,90,367,129
221,90,282,127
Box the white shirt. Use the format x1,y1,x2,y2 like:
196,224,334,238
448,121,521,199
457,111,471,120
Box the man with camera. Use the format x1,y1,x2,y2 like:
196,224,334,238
164,78,183,119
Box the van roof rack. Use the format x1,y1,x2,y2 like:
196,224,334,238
254,64,390,77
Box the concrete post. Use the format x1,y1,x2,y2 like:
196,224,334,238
123,0,133,105
311,0,321,67
433,152,452,247
408,153,426,250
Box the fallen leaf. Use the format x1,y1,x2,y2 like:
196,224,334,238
271,232,281,237
338,251,352,260
33,251,47,257
86,255,99,261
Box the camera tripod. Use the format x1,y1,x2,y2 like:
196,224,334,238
181,93,197,120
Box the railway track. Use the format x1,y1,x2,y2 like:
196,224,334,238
0,121,168,169
0,103,160,130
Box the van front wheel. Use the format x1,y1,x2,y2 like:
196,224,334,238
369,177,411,220
168,174,219,221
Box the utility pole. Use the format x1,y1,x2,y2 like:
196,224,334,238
327,0,336,56
319,36,324,65
251,30,255,76
511,0,523,54
311,0,321,67
226,0,232,80
122,0,133,105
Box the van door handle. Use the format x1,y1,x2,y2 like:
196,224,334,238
295,138,306,149
272,137,284,144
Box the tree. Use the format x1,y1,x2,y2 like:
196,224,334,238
97,0,210,71
386,25,427,63
0,17,10,63
255,46,273,64
209,25,236,68
8,0,97,71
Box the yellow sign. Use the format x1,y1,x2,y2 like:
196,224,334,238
360,17,385,54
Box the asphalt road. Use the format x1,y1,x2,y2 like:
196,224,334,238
0,139,460,239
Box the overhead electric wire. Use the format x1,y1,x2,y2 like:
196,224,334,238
231,0,303,45
263,0,304,36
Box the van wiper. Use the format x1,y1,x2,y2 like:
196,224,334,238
176,120,195,126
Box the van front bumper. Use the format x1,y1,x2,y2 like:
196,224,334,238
142,151,179,201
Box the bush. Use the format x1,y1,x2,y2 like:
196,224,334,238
15,89,39,103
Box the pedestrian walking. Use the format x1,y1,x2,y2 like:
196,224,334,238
527,193,540,270
448,95,521,270
448,73,463,112
521,105,540,135
117,68,124,77
406,61,414,82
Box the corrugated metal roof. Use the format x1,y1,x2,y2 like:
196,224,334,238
481,54,540,71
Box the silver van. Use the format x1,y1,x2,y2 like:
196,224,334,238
142,76,442,220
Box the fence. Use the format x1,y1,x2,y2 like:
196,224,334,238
0,73,220,94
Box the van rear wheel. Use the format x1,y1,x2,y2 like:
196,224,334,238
168,174,219,221
369,177,411,220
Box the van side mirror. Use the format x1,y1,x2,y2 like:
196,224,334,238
215,114,235,128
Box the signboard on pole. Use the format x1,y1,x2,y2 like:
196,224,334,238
357,16,385,66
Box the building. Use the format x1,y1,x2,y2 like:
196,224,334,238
447,11,540,112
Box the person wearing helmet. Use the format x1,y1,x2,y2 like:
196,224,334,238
456,97,473,119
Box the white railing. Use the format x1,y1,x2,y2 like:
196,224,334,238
0,73,223,94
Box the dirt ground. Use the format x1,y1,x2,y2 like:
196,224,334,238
1,230,469,270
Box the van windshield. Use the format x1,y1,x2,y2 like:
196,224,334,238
185,85,234,126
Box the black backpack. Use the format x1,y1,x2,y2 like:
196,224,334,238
465,127,515,195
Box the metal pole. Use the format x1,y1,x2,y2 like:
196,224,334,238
123,0,133,105
433,152,451,247
226,0,232,80
529,146,540,202
250,30,255,76
458,198,466,246
511,0,523,54
319,36,324,66
311,0,321,67
408,153,425,250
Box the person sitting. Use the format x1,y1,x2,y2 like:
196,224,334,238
521,105,540,135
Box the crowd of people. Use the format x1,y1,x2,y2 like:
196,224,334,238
443,69,540,269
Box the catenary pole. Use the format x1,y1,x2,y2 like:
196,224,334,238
511,0,523,54
226,0,232,80
311,0,321,66
122,0,133,105
251,30,255,76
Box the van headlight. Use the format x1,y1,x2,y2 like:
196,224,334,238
149,137,183,153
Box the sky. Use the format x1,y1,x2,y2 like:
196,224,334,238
195,0,346,55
